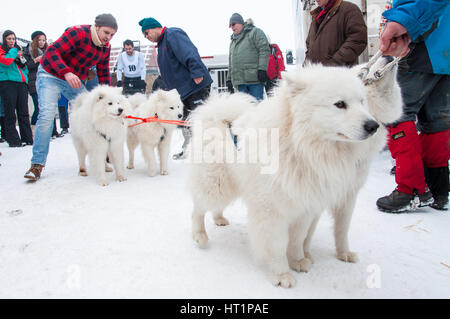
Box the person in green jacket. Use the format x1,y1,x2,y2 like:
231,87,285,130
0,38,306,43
226,13,270,101
0,30,33,147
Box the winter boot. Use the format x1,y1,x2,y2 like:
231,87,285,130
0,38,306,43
425,166,449,211
24,164,44,181
376,189,433,213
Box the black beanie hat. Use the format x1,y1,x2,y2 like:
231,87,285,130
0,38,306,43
94,13,118,31
31,31,46,40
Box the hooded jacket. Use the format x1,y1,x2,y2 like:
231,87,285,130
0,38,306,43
305,0,367,67
227,19,270,86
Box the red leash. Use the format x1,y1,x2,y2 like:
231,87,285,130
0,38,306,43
125,115,191,128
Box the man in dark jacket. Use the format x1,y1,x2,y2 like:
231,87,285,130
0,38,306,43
139,17,212,159
305,0,367,67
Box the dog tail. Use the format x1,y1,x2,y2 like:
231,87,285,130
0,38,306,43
71,92,89,111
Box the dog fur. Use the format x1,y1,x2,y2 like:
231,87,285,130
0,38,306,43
126,89,183,176
187,58,402,287
70,85,130,186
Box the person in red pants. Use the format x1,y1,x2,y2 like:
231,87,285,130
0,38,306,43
376,2,449,213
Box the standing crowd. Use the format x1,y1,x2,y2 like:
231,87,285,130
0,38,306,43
0,0,448,212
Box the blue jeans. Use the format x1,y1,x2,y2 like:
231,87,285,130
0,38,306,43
31,66,86,165
237,83,264,101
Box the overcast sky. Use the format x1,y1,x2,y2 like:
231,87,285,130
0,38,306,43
1,0,296,56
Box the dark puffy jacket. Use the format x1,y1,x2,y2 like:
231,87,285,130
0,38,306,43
157,27,212,100
305,0,367,67
23,44,42,94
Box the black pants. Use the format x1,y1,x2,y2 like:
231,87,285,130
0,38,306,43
123,77,146,96
179,86,211,151
0,81,33,146
182,86,211,120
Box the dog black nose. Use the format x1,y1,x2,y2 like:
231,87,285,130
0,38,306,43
363,120,379,135
382,55,394,63
178,114,182,119
118,108,123,114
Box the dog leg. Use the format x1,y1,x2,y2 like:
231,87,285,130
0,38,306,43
141,142,158,177
89,143,109,186
127,130,138,169
192,202,208,247
109,143,127,182
248,208,296,288
332,194,359,263
303,216,320,264
74,139,88,176
287,216,314,273
158,131,172,175
212,210,229,226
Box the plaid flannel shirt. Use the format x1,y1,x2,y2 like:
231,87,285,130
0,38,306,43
41,25,111,85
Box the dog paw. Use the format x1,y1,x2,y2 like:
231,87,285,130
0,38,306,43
78,169,88,176
126,165,134,170
147,169,157,177
272,272,296,288
290,258,313,273
98,180,109,187
105,165,113,173
193,231,208,247
160,169,168,175
117,175,127,182
304,252,314,264
337,251,359,263
214,216,229,226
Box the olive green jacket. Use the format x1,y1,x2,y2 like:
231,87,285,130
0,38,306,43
228,19,270,86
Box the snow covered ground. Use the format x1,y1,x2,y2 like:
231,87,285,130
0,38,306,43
0,129,449,299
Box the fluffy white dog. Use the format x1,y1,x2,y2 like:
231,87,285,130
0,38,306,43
70,85,130,186
187,57,402,287
126,89,183,176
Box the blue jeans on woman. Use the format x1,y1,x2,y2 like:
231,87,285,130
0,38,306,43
237,83,264,101
31,66,86,165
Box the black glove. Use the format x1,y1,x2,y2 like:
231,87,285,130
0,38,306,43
226,80,234,93
116,80,122,87
257,70,269,83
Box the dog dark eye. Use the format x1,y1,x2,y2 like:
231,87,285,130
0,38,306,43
334,101,347,109
170,107,174,110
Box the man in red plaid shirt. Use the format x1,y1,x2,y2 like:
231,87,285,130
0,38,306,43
24,14,118,181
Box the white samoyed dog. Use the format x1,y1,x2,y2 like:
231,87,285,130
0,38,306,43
126,89,183,176
70,85,131,186
187,57,402,287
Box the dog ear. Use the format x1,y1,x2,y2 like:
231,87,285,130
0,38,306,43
283,71,308,96
97,93,105,101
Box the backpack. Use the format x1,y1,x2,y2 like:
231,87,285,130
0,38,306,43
266,44,285,80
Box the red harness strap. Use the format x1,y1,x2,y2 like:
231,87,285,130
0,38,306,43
125,115,191,128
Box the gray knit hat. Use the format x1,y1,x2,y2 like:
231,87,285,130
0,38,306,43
95,13,118,30
229,13,244,26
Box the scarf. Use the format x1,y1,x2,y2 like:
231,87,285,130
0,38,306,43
316,0,338,25
90,25,103,47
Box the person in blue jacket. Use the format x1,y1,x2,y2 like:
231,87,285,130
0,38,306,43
376,0,449,213
139,17,212,160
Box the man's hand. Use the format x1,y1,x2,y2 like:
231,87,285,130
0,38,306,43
380,21,411,57
193,77,203,85
34,56,42,63
64,72,82,89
